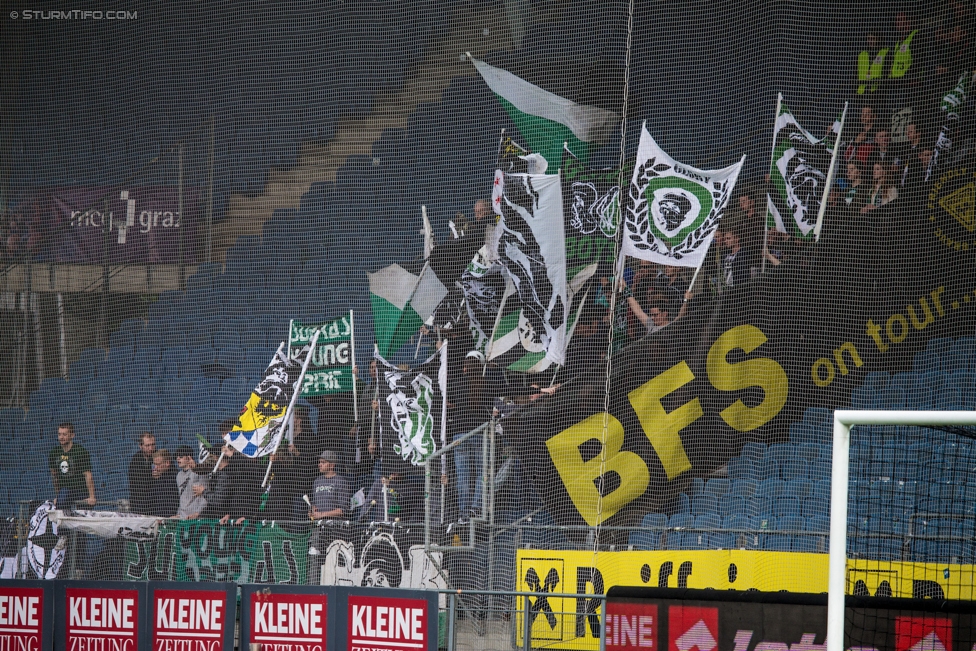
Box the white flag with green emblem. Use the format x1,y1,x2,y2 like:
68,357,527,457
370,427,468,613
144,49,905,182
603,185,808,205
766,102,839,240
622,124,745,268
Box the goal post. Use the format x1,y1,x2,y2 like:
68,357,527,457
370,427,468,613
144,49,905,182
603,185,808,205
828,409,976,651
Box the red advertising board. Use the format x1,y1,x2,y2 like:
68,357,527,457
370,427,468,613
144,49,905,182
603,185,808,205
347,594,428,651
153,589,228,651
65,587,139,651
895,616,954,651
668,606,719,651
0,587,44,651
249,592,328,651
605,601,657,649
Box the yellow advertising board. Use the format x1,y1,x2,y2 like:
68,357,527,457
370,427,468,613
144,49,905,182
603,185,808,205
514,549,976,650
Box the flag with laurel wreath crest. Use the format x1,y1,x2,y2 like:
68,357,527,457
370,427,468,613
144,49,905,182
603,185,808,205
621,124,745,268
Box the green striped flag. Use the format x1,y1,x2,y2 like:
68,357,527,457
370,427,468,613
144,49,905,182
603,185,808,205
471,55,618,170
368,263,448,358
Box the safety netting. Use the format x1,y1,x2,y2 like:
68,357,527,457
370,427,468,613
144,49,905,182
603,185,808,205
1,0,975,648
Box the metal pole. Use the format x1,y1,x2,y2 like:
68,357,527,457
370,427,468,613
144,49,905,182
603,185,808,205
813,102,848,242
827,414,851,651
206,112,215,264
522,592,531,651
447,593,456,651
761,93,783,274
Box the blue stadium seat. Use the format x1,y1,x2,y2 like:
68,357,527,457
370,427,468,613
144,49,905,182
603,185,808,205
782,459,808,481
775,496,801,517
126,346,161,379
691,494,718,516
878,387,907,409
795,516,828,553
160,347,190,379
704,478,730,497
688,478,705,496
802,497,828,519
719,495,749,517
862,371,889,390
666,513,694,550
758,478,785,498
740,442,766,464
763,517,792,551
851,387,877,409
731,479,758,498
728,457,754,480
691,514,721,550
890,372,919,393
785,479,814,499
914,350,941,374
629,513,667,550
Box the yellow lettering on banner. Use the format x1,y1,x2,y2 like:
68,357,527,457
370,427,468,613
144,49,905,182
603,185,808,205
545,414,650,527
706,325,788,432
627,363,697,480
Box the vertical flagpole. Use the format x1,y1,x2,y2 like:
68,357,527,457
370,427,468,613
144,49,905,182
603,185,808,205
350,310,358,423
287,319,294,358
813,102,848,242
762,93,784,274
263,331,322,487
439,341,448,523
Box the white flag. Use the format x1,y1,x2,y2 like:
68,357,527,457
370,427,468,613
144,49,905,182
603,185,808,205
622,124,744,268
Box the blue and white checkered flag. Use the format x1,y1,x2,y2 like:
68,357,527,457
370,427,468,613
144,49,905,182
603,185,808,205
225,343,300,458
225,334,321,459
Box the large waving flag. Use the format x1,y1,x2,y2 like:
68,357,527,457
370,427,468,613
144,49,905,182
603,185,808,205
470,55,618,169
492,171,570,366
374,343,447,467
622,124,745,268
225,338,317,458
369,263,449,358
767,100,842,240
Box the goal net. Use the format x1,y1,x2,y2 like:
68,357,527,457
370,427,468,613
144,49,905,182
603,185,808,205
830,410,976,651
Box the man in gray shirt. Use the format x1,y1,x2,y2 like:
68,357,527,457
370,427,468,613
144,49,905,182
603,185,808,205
308,450,351,584
174,446,207,519
310,451,350,519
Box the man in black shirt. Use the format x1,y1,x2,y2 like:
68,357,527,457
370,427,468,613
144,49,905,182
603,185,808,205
47,422,95,507
127,432,155,514
147,449,179,518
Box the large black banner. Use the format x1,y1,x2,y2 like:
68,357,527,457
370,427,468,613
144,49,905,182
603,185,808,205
510,181,976,534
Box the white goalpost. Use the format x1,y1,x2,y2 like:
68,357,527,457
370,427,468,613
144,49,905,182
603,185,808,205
828,409,976,651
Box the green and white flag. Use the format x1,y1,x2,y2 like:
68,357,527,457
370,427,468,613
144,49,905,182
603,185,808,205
288,313,355,397
368,263,449,358
622,124,745,268
486,267,596,373
491,171,570,365
374,342,447,467
767,101,839,240
926,72,970,182
471,55,618,169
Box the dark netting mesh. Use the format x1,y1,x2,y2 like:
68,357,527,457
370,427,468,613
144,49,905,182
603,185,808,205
1,0,975,648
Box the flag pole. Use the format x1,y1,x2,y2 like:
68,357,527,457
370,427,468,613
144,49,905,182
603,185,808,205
350,310,358,423
370,343,380,462
262,330,322,487
762,93,783,274
438,340,448,523
813,102,848,242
